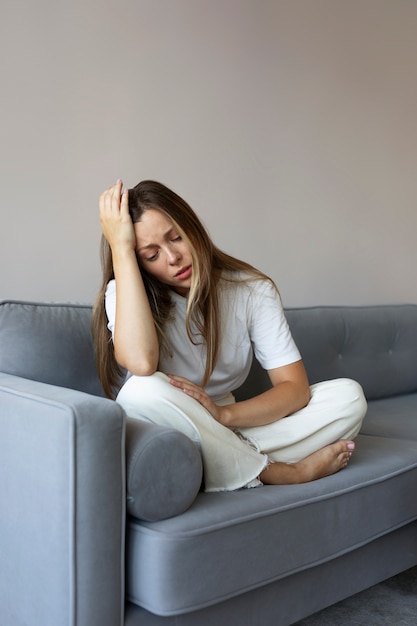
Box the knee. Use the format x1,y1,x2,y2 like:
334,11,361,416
338,378,368,422
116,371,171,406
343,377,366,403
310,377,367,421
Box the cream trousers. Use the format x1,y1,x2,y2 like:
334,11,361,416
116,373,367,492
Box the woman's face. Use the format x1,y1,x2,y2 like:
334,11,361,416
134,209,193,296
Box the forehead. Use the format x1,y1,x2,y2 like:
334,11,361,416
133,209,175,246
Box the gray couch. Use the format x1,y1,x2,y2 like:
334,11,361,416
1,300,417,626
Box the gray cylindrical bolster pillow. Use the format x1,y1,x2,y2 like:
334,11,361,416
125,418,203,522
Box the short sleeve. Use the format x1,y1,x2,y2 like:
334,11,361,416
248,280,301,370
104,279,117,338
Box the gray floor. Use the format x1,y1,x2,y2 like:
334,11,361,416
294,565,417,625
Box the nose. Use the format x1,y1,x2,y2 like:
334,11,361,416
167,247,181,264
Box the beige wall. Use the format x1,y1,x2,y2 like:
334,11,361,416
1,0,416,306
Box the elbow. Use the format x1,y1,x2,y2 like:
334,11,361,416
128,362,158,377
115,350,159,377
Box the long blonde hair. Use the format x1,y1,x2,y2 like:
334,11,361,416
91,180,273,398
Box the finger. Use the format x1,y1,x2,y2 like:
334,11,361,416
100,187,114,213
168,377,216,416
99,180,121,209
168,376,202,397
111,180,123,210
99,186,114,212
99,192,113,216
112,179,123,196
169,377,194,392
120,187,129,216
168,374,192,385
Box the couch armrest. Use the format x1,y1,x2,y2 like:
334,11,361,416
0,372,126,626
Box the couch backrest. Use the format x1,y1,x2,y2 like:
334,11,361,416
2,301,417,402
237,304,417,402
0,300,104,396
286,305,417,399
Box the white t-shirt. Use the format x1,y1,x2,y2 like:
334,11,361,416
105,274,301,403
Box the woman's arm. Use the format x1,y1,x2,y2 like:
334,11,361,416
168,360,311,428
218,360,311,428
100,180,159,375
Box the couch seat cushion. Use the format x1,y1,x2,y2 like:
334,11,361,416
361,393,417,441
126,434,417,616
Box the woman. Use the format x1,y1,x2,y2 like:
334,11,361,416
92,179,367,491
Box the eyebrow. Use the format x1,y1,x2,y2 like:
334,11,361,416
137,227,177,252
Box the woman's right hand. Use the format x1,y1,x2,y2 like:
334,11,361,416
99,179,136,253
99,180,159,374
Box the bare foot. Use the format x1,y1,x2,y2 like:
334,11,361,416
260,440,356,485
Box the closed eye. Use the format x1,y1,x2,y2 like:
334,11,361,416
137,229,181,263
145,251,159,262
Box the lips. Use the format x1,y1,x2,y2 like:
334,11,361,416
175,265,192,280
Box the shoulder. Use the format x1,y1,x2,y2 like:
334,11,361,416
218,273,281,324
219,270,278,298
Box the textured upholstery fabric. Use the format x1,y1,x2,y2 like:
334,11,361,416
0,372,125,626
0,300,203,522
126,418,203,521
126,432,417,616
3,300,417,626
286,305,417,400
235,304,417,402
361,392,417,440
0,300,104,396
125,522,417,626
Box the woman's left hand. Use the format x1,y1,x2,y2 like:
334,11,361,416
168,375,222,422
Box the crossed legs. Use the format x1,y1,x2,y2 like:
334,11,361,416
260,440,356,485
